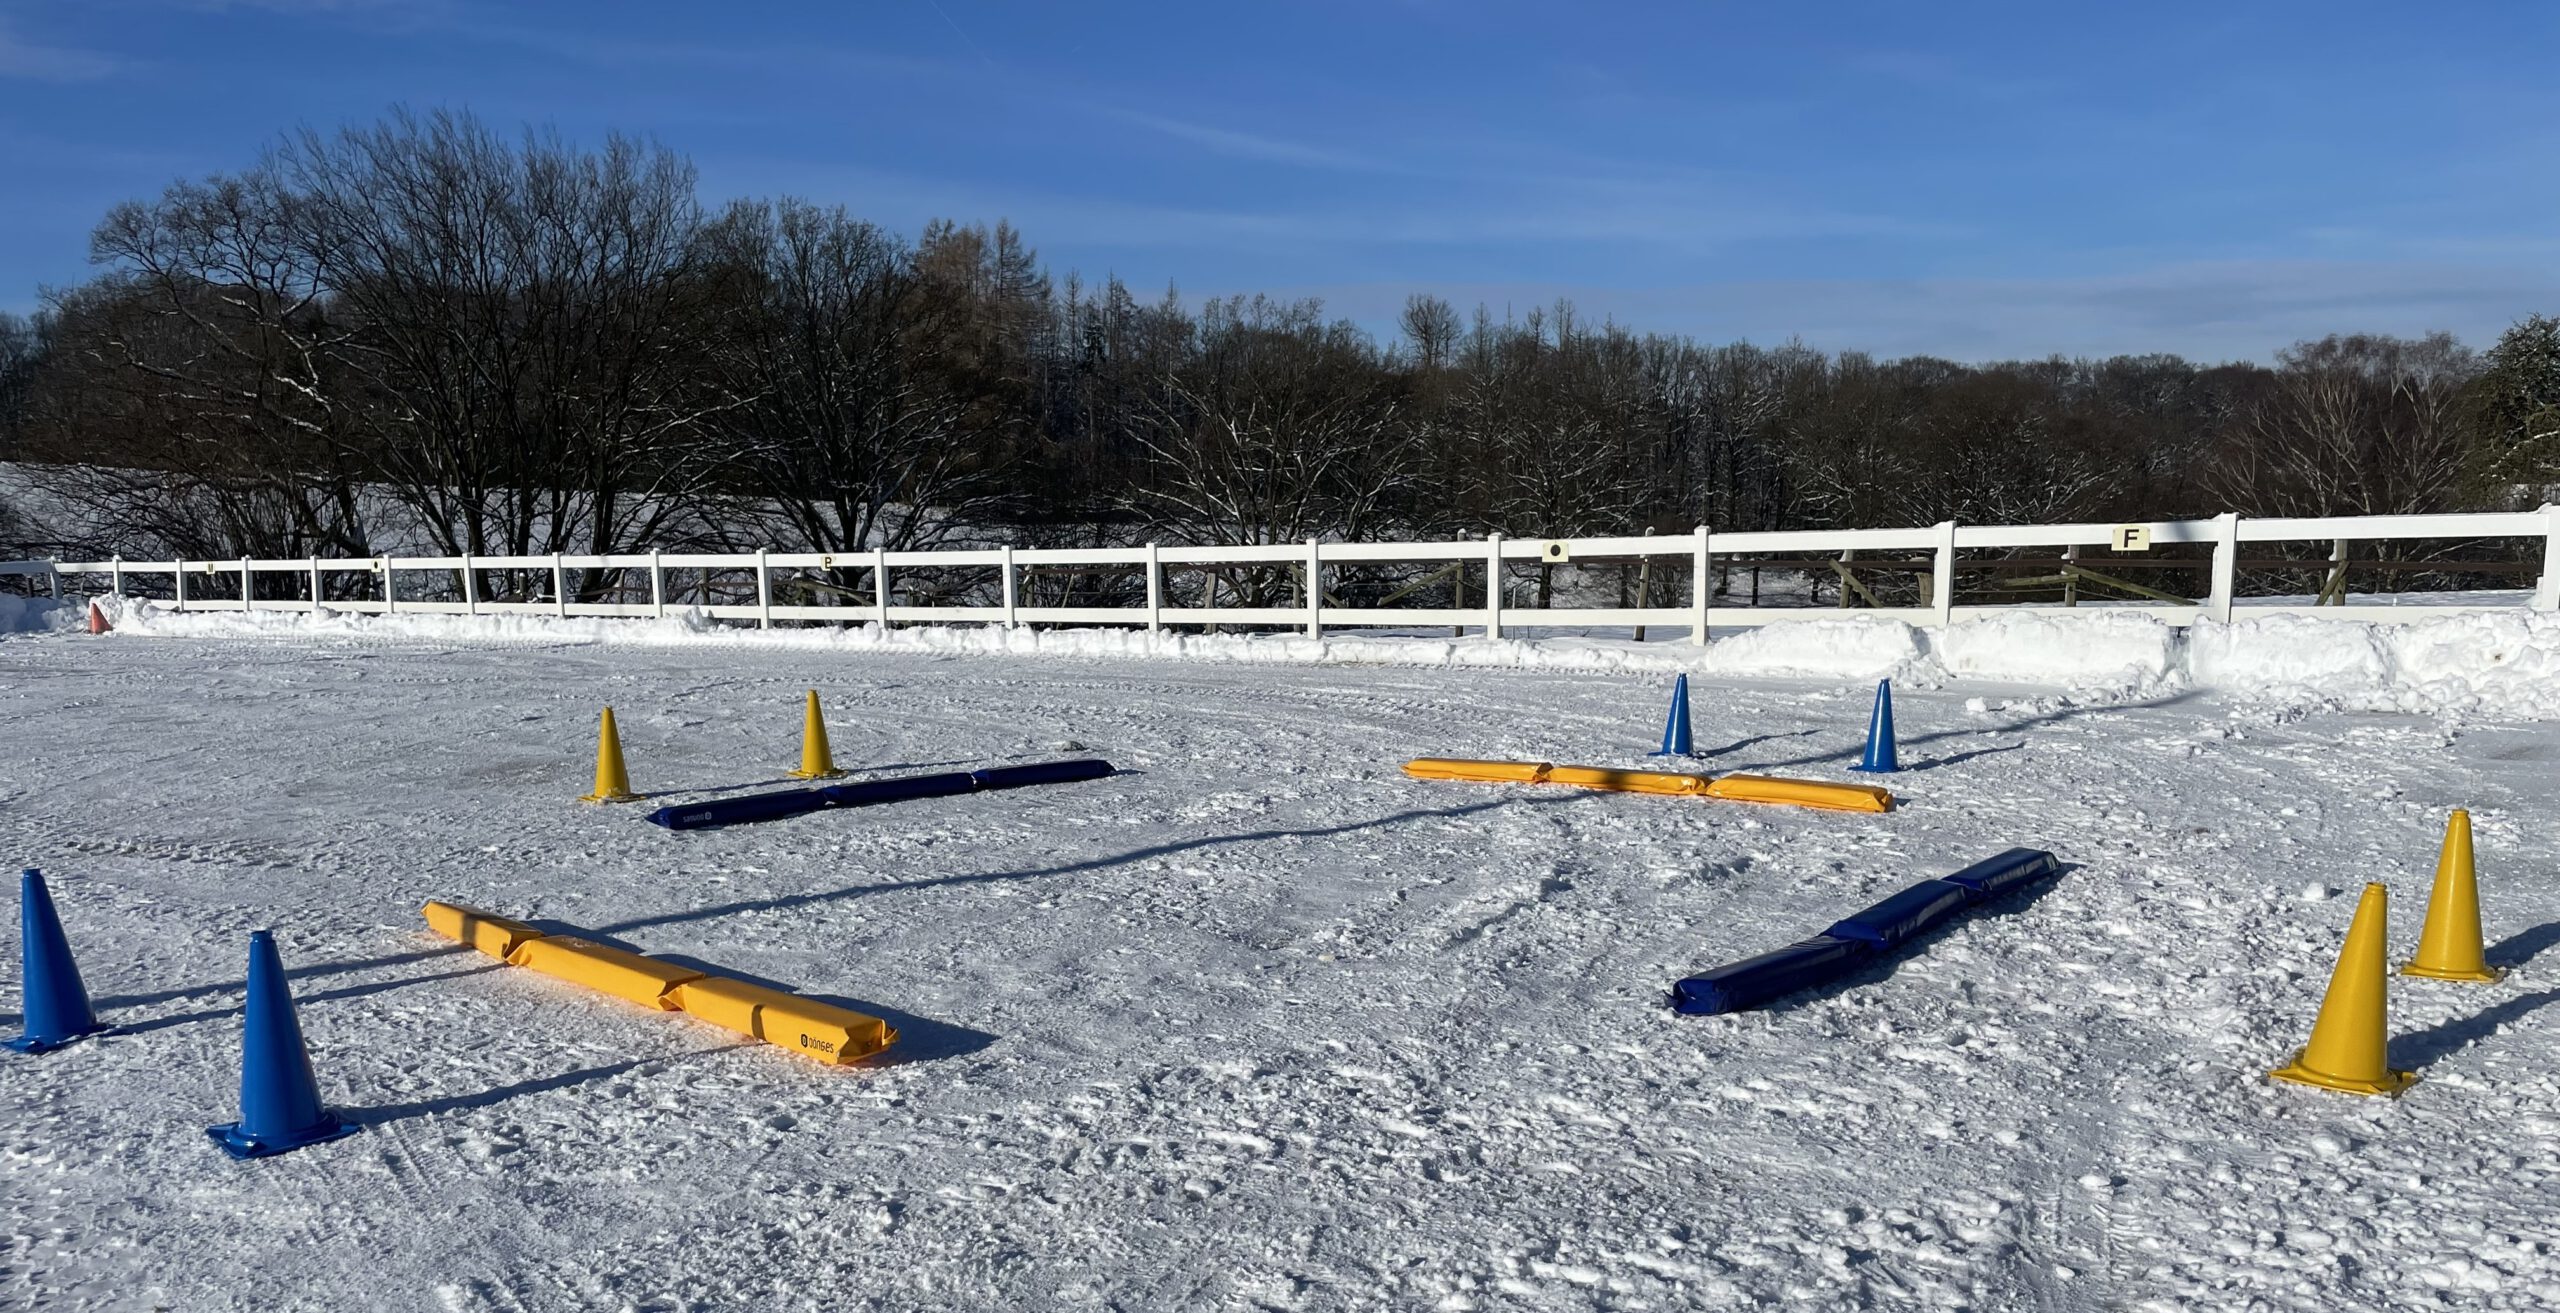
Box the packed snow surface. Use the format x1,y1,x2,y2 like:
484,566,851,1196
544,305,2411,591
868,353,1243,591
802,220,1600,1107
5,616,2560,1311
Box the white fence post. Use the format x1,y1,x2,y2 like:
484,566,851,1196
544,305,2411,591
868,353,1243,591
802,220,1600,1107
1144,542,1163,634
872,547,891,630
1305,538,1323,639
307,557,321,614
552,552,569,618
382,558,396,614
2538,504,2560,612
173,560,188,609
1933,521,1957,627
110,555,122,596
649,550,665,618
1484,532,1504,640
240,557,253,612
999,545,1019,627
461,552,479,616
2208,512,2240,624
1691,526,1711,645
47,562,59,600
755,547,773,629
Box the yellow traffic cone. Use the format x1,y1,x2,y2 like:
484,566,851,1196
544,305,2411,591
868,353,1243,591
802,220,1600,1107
578,707,640,804
2403,809,2505,982
786,690,847,780
2269,883,2417,1097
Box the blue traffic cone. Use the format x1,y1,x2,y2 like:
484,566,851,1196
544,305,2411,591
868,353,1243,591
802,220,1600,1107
1850,679,1899,774
6,869,107,1054
1649,674,1696,757
206,930,359,1160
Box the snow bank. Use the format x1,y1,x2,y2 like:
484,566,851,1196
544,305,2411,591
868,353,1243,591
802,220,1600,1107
1935,609,2179,688
0,593,72,635
79,594,2560,718
2191,610,2560,719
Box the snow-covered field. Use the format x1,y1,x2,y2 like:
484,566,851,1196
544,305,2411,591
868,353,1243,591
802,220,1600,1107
6,614,2560,1311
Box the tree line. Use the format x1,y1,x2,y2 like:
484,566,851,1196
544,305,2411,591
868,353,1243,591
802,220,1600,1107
2,109,2556,595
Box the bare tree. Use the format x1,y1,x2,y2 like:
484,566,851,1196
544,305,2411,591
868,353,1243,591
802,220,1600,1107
2208,333,2476,518
696,198,1006,554
1125,297,1414,602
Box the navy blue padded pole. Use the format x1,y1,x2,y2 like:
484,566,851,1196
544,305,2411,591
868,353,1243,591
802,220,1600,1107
1820,880,1975,949
971,759,1114,790
1938,848,2061,900
651,761,1115,830
821,772,980,808
648,788,832,830
1671,937,1872,1016
1670,848,2061,1015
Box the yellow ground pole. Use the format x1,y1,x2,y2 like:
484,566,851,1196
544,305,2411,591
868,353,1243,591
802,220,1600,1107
424,905,899,1065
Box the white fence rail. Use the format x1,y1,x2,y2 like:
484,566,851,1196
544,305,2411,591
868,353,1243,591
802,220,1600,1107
10,508,2559,641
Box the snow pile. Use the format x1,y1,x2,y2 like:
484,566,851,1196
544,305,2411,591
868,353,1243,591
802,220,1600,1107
2192,611,2560,719
81,593,2560,717
1935,609,2179,689
0,593,72,635
1697,616,1929,681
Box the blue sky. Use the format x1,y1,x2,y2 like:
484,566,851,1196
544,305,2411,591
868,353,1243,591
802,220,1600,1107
2,0,2554,361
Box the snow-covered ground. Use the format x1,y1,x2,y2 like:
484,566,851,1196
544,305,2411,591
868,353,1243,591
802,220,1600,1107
6,614,2560,1311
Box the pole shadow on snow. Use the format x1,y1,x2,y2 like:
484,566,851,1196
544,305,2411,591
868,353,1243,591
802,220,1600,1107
101,960,508,1038
92,943,476,1013
353,1042,754,1127
1759,864,2080,1016
595,794,1579,940
1739,690,2206,774
2394,987,2560,1069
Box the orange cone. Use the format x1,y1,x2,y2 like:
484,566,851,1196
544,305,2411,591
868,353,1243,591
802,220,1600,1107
2403,809,2504,982
88,601,110,634
578,707,640,804
2269,883,2417,1097
785,690,846,780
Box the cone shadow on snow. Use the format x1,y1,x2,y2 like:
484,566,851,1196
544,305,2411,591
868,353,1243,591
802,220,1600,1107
1740,690,2206,773
1760,865,2079,1015
597,795,1578,940
1900,743,2029,773
1698,730,1816,759
649,953,998,1067
106,961,506,1038
2393,988,2560,1069
2485,920,2560,970
93,943,475,1013
354,1042,752,1126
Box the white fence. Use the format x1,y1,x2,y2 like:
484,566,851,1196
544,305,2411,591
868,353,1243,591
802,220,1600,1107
9,508,2559,641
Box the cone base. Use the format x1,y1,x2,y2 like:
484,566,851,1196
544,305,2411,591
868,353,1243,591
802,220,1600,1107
1644,750,1697,759
2400,960,2507,983
785,767,848,780
2267,1056,2418,1098
578,789,642,804
4,1023,107,1055
206,1115,360,1160
1848,763,1897,774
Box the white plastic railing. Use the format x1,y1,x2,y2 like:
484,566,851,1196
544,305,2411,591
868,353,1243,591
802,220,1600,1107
14,507,2560,641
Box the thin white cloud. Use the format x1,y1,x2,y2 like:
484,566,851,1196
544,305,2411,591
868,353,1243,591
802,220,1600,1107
0,19,124,82
1104,109,1394,173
